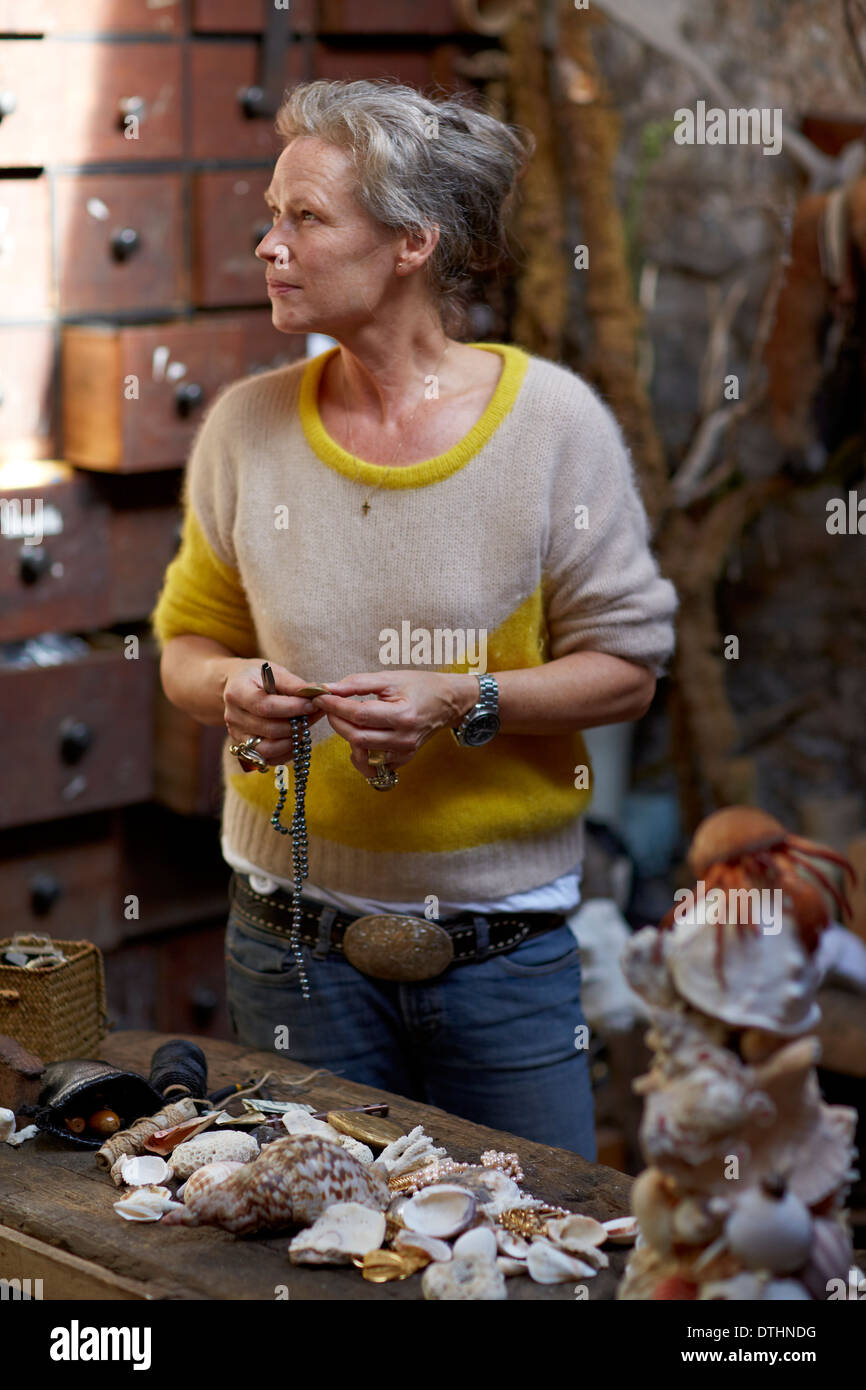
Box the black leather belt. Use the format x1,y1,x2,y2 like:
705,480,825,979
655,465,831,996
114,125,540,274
229,872,567,976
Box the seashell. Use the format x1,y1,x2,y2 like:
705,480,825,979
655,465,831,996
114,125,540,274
652,1274,699,1300
402,1184,477,1239
452,1226,498,1261
0,1107,15,1143
119,1154,170,1187
392,1230,452,1263
725,1182,813,1274
422,1253,507,1301
799,1217,854,1300
114,1186,184,1222
289,1201,386,1265
699,1271,767,1301
602,1216,639,1244
168,1131,259,1181
332,1135,374,1167
495,1228,531,1259
671,1196,724,1246
161,1136,391,1234
281,1112,343,1141
631,1167,678,1255
546,1213,607,1251
180,1160,246,1204
761,1279,812,1300
526,1237,596,1284
145,1107,219,1153
497,1256,529,1277
443,1167,522,1214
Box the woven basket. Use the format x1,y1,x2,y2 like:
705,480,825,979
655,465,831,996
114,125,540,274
0,937,108,1063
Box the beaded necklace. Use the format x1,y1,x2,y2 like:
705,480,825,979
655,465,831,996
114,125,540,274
262,662,311,1000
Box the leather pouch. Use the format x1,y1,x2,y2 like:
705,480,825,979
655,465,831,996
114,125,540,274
29,1058,164,1148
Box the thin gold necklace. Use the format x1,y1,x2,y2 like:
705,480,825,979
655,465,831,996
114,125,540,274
339,343,451,515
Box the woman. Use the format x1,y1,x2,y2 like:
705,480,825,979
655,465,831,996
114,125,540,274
154,79,677,1158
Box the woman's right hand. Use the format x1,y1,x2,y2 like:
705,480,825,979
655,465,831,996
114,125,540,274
223,662,328,769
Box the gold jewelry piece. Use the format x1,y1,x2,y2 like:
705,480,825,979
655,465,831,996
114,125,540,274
340,341,451,515
366,750,398,791
229,735,269,773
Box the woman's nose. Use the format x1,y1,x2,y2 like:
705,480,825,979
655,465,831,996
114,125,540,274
254,227,290,263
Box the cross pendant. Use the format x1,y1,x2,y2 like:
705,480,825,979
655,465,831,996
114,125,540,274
362,499,371,516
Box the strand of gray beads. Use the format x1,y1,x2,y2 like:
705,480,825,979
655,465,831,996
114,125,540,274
288,716,311,999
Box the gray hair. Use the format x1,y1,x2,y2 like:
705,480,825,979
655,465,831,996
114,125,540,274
275,79,535,336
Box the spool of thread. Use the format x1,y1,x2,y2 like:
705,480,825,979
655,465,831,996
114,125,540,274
148,1040,208,1100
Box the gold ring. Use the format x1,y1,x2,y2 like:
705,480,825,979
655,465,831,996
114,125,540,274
366,752,398,791
230,736,269,772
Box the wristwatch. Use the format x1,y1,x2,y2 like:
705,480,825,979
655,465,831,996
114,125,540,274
452,673,500,747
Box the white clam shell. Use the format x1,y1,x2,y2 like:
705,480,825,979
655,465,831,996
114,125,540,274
114,1186,184,1221
497,1256,529,1277
402,1184,477,1239
119,1154,170,1187
288,1202,386,1265
447,1167,522,1214
452,1226,498,1261
168,1131,259,1181
496,1228,531,1259
725,1187,813,1274
180,1160,246,1204
526,1238,596,1284
602,1216,639,1244
546,1213,608,1251
393,1230,452,1263
0,1108,15,1143
422,1253,507,1301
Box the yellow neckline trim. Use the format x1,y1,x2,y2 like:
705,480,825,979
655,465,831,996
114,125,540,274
299,342,529,489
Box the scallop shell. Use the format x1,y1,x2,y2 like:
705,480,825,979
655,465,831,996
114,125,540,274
526,1238,597,1284
288,1202,386,1265
180,1160,246,1204
168,1131,259,1181
664,913,821,1036
392,1230,452,1263
422,1253,507,1301
402,1184,477,1239
114,1186,185,1222
119,1154,170,1187
161,1135,390,1234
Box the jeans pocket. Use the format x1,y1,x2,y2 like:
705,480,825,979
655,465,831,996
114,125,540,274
493,925,582,978
225,915,300,987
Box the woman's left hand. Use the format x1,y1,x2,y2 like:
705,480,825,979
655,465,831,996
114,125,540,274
312,670,476,779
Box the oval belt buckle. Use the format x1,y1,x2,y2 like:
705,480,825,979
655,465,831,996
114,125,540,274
342,913,455,982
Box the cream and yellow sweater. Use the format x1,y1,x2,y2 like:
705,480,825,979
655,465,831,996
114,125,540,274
152,342,677,902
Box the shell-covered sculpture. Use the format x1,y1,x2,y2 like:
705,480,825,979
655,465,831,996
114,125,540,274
162,1135,390,1234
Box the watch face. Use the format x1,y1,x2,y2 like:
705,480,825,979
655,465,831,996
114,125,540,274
463,712,500,746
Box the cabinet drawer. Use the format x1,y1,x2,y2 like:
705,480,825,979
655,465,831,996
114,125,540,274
54,173,185,315
0,41,182,167
315,42,462,89
0,0,183,33
0,640,155,829
108,499,181,622
192,170,271,307
0,178,52,317
0,830,122,953
319,0,458,33
0,327,55,462
0,466,111,642
192,0,314,31
62,312,300,471
189,41,303,162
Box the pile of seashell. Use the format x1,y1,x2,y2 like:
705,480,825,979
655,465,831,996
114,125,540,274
617,806,864,1301
101,1092,636,1299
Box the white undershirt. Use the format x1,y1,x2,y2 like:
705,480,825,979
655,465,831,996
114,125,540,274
222,838,582,917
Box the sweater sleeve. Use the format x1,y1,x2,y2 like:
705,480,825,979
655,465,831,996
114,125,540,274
542,379,678,677
150,385,259,656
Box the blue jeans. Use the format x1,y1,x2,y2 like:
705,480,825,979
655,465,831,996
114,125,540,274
225,910,597,1160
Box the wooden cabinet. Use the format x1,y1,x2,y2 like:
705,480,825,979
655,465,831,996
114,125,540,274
0,178,53,317
54,173,186,315
62,311,303,469
0,638,155,828
192,171,272,307
189,41,302,162
0,327,55,461
0,1,183,34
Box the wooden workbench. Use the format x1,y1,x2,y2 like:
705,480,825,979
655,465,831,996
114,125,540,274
0,1030,633,1301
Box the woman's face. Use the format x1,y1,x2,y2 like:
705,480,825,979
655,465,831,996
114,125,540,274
256,136,404,339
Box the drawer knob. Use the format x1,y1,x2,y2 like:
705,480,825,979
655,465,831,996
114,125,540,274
110,227,140,262
117,95,146,126
30,872,62,916
0,91,16,120
175,382,204,418
238,84,267,119
18,545,50,585
59,718,93,765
